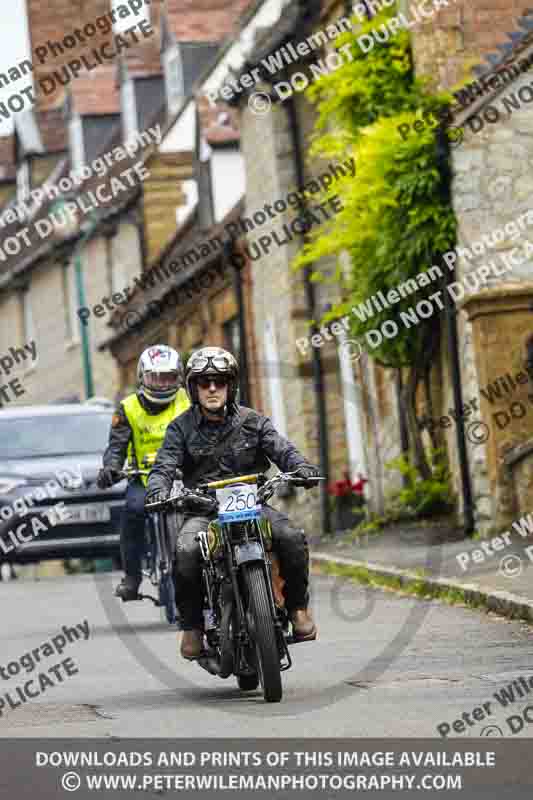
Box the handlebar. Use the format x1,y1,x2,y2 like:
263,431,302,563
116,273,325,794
145,469,324,513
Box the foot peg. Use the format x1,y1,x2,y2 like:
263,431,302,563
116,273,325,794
291,628,317,643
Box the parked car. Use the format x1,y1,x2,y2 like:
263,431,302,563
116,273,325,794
0,404,126,566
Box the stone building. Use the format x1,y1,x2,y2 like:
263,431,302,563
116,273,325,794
0,0,254,404
3,0,532,538
409,1,533,532
198,0,533,534
96,0,376,534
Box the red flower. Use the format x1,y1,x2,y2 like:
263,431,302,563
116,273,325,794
327,472,368,498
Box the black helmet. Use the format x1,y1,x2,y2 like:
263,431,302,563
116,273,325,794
185,347,239,404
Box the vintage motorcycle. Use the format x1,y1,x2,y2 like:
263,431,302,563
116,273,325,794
147,468,322,703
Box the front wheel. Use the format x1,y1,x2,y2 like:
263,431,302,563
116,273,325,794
244,564,282,703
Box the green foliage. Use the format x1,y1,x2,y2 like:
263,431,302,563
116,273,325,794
385,449,454,517
293,3,457,368
307,7,420,138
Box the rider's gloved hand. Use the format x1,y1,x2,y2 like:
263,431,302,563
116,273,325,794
144,487,169,508
96,467,121,489
296,464,321,481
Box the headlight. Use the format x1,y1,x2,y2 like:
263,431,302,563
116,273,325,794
0,477,28,494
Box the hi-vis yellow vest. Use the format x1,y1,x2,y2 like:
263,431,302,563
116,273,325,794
122,390,190,486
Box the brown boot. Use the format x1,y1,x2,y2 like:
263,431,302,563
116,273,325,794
290,609,317,642
180,629,204,660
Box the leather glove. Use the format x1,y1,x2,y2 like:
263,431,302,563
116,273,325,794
296,464,321,481
144,487,169,508
96,467,121,489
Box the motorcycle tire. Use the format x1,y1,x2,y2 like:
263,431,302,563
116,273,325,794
244,563,282,703
237,673,260,691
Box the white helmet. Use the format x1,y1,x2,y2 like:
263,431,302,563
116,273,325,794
137,345,184,405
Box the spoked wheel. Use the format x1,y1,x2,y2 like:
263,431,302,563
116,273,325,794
244,563,282,703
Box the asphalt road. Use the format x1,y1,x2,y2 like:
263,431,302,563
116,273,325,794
1,568,533,739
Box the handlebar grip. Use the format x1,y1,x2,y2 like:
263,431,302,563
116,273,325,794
290,476,324,488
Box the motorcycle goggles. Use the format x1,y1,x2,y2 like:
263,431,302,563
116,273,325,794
189,355,232,373
144,370,179,390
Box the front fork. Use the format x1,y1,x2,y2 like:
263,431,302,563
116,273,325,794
261,555,292,671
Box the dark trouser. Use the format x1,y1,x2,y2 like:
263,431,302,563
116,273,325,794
174,505,310,630
119,480,146,583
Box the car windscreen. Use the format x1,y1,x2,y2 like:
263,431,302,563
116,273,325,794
0,413,112,458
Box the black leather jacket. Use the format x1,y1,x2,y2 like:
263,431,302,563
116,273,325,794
146,403,310,494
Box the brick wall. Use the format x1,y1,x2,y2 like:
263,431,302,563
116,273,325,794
27,0,254,111
410,0,533,91
166,0,252,40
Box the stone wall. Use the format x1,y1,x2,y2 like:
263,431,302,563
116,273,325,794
238,69,379,532
448,66,533,531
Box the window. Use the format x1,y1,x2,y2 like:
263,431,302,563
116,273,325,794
105,233,127,295
262,317,287,437
111,0,150,34
69,114,85,175
62,262,80,344
122,79,138,144
19,285,34,340
18,287,37,370
223,317,240,360
0,413,113,458
110,261,127,296
16,161,30,204
196,136,214,228
163,46,184,114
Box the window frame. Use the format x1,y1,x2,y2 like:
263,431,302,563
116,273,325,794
62,261,81,346
69,113,85,175
16,160,30,205
122,78,138,144
163,45,184,114
111,0,150,33
19,286,38,372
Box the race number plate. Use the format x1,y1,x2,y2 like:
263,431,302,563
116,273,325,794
216,483,259,523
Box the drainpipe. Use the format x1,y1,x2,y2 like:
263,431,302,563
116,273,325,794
396,369,410,456
74,239,95,400
50,199,98,400
231,256,250,407
285,91,332,535
436,126,475,535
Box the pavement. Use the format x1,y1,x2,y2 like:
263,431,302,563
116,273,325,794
309,520,533,623
2,567,533,739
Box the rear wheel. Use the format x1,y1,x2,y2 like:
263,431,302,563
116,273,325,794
244,564,282,703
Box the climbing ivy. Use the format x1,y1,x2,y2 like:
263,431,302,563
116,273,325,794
293,4,459,479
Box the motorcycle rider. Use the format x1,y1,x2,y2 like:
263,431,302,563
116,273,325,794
97,345,190,600
144,346,320,660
